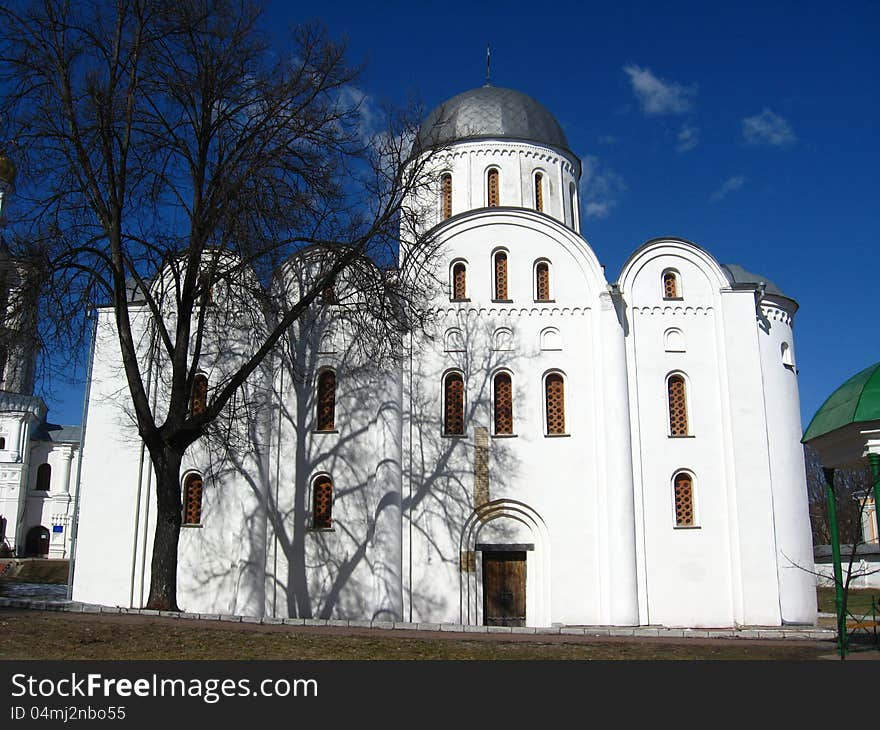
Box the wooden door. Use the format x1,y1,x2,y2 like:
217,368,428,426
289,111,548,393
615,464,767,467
25,526,49,557
482,551,526,627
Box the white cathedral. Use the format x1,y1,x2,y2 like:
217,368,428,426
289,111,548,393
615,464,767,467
0,158,82,562
70,85,818,628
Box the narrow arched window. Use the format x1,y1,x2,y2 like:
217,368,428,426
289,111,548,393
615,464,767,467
0,437,5,450
487,168,500,207
781,342,795,370
493,372,513,435
191,373,208,416
183,472,203,526
322,284,338,304
36,463,51,491
534,172,544,212
452,262,467,301
569,182,578,229
668,374,689,436
545,372,565,435
663,270,679,299
443,371,465,436
673,472,695,527
316,370,336,431
312,475,333,529
441,173,452,220
535,261,551,301
493,251,508,300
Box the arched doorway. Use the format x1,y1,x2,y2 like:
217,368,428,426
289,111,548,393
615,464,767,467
25,526,50,557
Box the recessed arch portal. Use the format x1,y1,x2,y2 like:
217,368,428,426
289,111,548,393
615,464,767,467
459,499,551,628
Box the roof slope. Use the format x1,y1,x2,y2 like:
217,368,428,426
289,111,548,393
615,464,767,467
803,361,880,442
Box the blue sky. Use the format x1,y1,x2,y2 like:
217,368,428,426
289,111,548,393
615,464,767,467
45,0,879,430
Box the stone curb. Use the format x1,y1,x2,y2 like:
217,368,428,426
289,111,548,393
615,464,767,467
0,598,837,641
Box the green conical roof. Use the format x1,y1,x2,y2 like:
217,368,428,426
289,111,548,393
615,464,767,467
803,362,880,442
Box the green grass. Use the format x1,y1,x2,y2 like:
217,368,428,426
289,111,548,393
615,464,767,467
817,587,880,616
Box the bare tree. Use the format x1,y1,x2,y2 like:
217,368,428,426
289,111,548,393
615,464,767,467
803,445,879,657
0,0,442,609
804,444,866,545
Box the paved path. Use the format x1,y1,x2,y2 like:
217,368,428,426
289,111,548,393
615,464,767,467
0,595,838,643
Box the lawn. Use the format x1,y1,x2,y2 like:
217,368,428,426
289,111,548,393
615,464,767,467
0,610,834,660
816,587,880,616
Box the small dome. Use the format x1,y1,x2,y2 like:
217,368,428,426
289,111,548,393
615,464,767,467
416,86,571,153
0,155,16,185
720,263,785,297
803,362,880,442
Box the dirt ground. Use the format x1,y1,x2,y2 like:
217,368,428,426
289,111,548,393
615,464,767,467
2,608,868,660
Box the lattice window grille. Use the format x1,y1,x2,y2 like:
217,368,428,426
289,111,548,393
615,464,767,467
184,475,203,525
313,476,333,529
487,169,499,207
535,172,544,212
494,252,508,300
494,373,513,434
668,375,689,436
317,371,336,431
444,372,465,435
452,263,467,300
545,373,565,434
663,271,678,299
441,173,452,220
191,374,208,416
674,473,695,526
536,262,550,301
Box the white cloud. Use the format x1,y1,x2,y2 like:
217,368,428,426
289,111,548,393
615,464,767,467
623,64,697,116
741,108,796,147
709,175,746,203
580,155,626,219
336,85,381,142
598,134,618,145
676,122,699,152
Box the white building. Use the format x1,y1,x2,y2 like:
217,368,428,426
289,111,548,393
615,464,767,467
72,86,817,627
0,156,81,560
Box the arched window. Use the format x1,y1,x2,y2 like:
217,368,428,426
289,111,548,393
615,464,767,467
183,472,203,526
781,342,795,370
492,327,513,351
322,284,338,304
487,168,500,207
663,328,686,353
451,261,467,301
493,251,508,300
316,370,336,432
190,373,208,416
534,172,544,212
673,472,695,527
569,182,578,229
36,463,51,491
441,173,452,220
663,270,680,299
444,328,465,352
0,437,5,450
535,261,551,301
312,475,333,529
545,372,565,435
443,371,465,436
493,372,513,435
667,374,689,436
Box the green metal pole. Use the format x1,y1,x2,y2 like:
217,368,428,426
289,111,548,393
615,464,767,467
823,467,847,658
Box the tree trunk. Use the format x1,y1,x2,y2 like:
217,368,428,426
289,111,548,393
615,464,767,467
145,448,183,611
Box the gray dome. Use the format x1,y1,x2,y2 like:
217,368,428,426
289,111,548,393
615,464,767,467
416,86,571,153
720,263,786,297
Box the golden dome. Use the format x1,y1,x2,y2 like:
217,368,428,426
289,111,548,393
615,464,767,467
0,155,16,185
